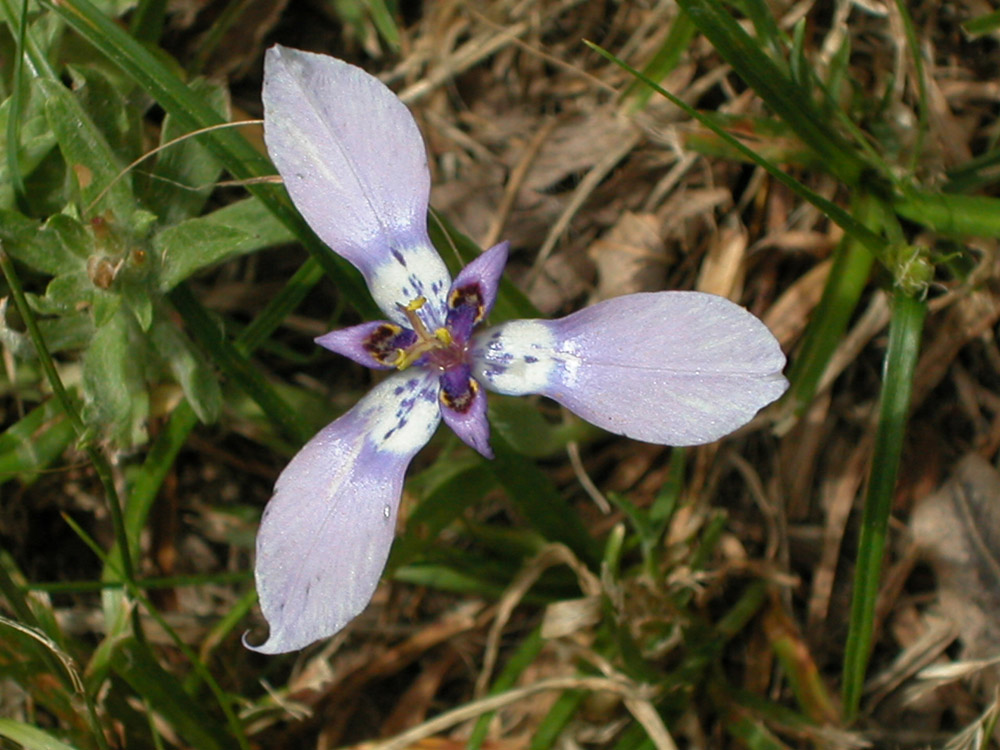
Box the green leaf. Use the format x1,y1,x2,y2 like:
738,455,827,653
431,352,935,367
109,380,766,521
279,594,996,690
38,78,134,221
4,212,89,277
154,197,296,290
82,308,149,447
120,274,154,331
0,399,76,485
65,63,142,169
149,312,221,423
0,208,39,249
0,719,81,750
0,309,94,358
0,78,58,211
147,78,229,225
90,288,122,328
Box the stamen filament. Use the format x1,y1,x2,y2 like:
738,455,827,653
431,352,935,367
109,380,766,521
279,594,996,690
393,297,458,371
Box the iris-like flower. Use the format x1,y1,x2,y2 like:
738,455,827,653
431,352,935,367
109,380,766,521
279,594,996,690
247,45,788,654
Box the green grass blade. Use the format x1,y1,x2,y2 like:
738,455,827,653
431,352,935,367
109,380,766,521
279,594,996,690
364,0,401,50
740,0,786,60
622,10,696,112
893,190,1000,238
531,689,586,750
673,0,868,185
110,639,237,750
841,289,926,719
390,459,496,567
61,514,249,750
0,719,81,750
236,256,326,353
963,8,1000,36
467,627,545,750
4,0,30,212
0,0,59,79
128,0,167,42
784,196,875,414
944,149,1000,193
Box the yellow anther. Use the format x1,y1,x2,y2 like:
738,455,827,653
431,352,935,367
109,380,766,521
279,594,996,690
392,296,460,372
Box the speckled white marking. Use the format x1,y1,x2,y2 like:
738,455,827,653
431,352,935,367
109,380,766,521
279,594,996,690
361,371,441,454
367,242,451,327
471,320,560,395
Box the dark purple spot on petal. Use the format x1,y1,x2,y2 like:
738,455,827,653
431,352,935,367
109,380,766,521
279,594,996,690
392,249,407,266
364,324,416,366
446,283,485,341
440,366,478,414
524,355,538,363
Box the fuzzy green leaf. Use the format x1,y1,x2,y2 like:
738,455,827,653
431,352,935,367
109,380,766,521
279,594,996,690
154,197,295,290
149,313,221,423
82,309,148,446
39,78,134,221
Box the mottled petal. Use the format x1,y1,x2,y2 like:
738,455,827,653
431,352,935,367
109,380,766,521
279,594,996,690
246,371,441,653
316,321,417,370
471,292,787,446
445,242,509,341
438,365,492,458
263,46,451,325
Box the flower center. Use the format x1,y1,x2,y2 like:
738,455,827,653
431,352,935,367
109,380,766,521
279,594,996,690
393,297,468,372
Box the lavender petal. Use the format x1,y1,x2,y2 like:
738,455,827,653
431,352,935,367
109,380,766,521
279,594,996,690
316,321,417,370
263,46,451,325
445,242,509,342
471,292,788,446
246,371,441,653
438,365,493,458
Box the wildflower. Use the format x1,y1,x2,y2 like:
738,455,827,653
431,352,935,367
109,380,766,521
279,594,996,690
247,45,788,653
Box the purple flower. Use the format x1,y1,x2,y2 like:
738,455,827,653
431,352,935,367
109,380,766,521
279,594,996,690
247,45,789,654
